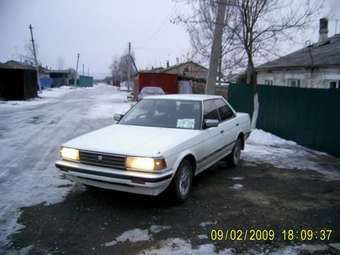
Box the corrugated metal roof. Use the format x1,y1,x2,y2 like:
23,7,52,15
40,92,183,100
161,61,208,73
257,34,340,70
2,60,36,70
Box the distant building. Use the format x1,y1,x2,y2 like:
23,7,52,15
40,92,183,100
257,18,340,89
49,69,76,87
161,61,208,94
161,61,208,81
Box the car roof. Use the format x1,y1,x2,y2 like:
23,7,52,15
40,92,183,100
142,86,163,90
145,94,223,101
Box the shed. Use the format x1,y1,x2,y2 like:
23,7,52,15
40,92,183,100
49,70,74,87
134,72,178,100
78,75,94,87
0,63,38,100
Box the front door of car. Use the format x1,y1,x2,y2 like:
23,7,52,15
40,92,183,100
215,99,239,153
197,100,225,172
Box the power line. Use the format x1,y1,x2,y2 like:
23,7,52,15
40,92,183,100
144,4,177,43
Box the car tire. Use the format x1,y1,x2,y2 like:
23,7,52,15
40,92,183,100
170,159,193,203
226,138,242,167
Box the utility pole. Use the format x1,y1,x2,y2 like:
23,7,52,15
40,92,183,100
218,52,222,86
205,0,227,94
82,64,85,75
335,19,338,35
75,53,80,86
29,24,41,92
127,42,131,92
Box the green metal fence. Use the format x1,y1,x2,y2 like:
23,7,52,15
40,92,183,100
228,84,340,157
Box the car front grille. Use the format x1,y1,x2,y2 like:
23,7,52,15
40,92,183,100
79,150,126,170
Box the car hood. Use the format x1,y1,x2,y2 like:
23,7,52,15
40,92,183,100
63,124,200,157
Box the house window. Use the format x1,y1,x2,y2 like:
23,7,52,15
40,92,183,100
288,79,301,87
264,80,273,85
329,80,340,89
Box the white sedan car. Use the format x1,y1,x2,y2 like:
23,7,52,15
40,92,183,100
56,94,251,202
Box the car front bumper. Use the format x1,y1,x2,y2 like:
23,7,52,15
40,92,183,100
55,160,173,196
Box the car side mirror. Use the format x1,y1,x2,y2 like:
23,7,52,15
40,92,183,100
113,113,123,122
204,119,219,128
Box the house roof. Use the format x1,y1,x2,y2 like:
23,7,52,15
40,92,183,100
161,61,208,73
257,34,340,71
2,60,36,70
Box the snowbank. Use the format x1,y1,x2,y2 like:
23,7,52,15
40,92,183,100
247,129,296,146
243,129,340,180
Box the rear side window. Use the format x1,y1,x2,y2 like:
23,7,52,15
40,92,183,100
203,100,219,120
216,99,234,121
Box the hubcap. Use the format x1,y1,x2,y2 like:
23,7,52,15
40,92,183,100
179,166,191,196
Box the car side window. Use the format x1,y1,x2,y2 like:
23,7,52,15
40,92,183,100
216,99,234,121
203,100,219,120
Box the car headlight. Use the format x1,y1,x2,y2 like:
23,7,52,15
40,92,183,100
60,147,79,161
125,157,167,172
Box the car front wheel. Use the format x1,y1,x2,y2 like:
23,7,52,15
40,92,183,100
170,159,193,203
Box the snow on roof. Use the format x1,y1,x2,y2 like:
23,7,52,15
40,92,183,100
144,94,222,101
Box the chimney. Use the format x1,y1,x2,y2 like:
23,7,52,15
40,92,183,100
166,60,170,68
319,18,328,43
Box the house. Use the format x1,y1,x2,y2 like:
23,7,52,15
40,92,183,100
257,18,340,89
161,60,207,82
159,61,208,94
49,69,76,87
0,62,38,100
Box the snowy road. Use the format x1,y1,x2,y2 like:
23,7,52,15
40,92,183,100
0,84,130,247
1,85,340,254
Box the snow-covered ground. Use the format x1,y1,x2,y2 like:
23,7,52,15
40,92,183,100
137,239,336,255
0,86,77,108
0,84,339,252
103,225,171,247
0,84,130,247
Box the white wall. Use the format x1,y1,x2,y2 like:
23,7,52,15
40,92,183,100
257,67,340,88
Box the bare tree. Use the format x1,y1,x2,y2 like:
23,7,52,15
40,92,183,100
176,0,322,128
109,53,137,83
110,56,120,81
23,42,39,64
57,56,65,70
176,0,244,74
229,0,321,128
229,0,321,85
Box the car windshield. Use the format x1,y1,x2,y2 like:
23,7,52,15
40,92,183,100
141,87,164,94
120,99,202,129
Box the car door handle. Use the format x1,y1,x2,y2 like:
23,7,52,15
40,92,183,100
220,130,224,134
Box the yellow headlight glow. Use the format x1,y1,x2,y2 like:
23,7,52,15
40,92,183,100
126,157,166,172
60,147,79,161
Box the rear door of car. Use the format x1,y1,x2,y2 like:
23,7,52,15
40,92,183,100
216,98,239,153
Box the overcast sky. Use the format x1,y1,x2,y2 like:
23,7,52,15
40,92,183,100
0,0,191,77
0,0,339,77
